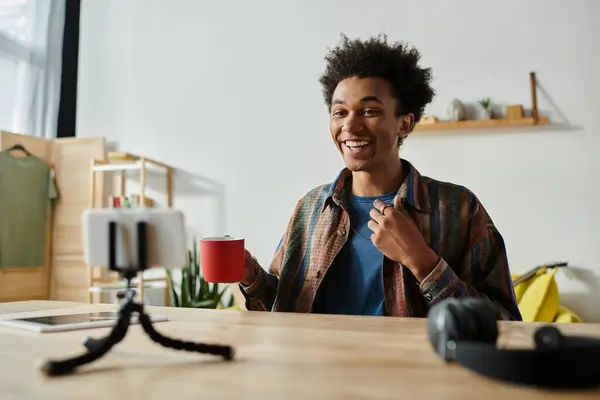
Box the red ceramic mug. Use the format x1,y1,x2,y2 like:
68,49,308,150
199,236,245,283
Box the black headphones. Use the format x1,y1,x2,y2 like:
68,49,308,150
427,297,600,389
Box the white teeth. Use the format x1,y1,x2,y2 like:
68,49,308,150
344,140,370,148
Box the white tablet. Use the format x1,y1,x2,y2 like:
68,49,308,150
0,312,169,333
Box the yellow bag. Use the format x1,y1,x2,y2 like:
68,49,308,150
511,262,580,323
512,268,548,303
554,305,583,323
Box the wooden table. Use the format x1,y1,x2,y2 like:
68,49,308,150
1,301,599,399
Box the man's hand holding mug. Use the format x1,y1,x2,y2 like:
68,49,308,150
240,249,258,286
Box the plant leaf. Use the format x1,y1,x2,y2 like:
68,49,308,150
191,239,203,303
192,299,217,308
213,287,226,308
165,269,180,307
186,258,194,304
193,239,200,278
181,269,190,308
200,277,209,300
188,250,197,302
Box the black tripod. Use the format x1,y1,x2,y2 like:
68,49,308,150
40,221,235,377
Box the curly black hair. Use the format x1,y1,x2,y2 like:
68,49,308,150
319,34,435,126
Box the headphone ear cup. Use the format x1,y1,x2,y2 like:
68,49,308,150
427,297,499,361
427,298,462,360
534,326,566,351
459,297,499,344
449,300,480,341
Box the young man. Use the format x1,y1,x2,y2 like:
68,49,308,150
239,34,521,320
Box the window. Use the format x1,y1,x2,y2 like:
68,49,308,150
0,0,65,138
0,0,26,131
0,56,17,129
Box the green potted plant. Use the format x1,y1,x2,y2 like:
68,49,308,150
165,240,236,309
478,97,492,120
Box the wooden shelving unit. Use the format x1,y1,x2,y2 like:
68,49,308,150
89,152,174,305
414,72,549,132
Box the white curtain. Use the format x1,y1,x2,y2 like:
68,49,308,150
0,0,66,139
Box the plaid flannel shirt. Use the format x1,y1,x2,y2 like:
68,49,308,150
240,159,522,320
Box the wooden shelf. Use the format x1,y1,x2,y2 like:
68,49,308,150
107,151,169,167
414,117,550,132
92,160,167,173
414,71,550,133
92,151,170,173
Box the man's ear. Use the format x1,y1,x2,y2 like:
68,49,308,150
398,113,415,140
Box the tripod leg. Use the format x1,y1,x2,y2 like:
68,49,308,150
83,292,135,352
83,323,128,353
138,311,234,360
40,308,133,376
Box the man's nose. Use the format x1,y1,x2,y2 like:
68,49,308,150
344,114,363,133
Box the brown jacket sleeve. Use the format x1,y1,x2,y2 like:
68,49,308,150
419,198,522,321
238,199,303,311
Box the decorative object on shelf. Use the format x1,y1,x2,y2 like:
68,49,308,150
420,115,438,124
478,97,492,120
108,195,154,208
446,99,466,121
414,72,549,132
505,104,524,120
166,240,236,309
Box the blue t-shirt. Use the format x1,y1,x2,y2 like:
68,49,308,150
312,191,396,316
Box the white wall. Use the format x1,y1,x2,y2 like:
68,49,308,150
77,0,600,321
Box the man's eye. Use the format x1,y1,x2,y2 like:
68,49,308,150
332,110,346,117
363,109,379,116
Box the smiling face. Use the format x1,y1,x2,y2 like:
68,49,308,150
329,76,414,173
